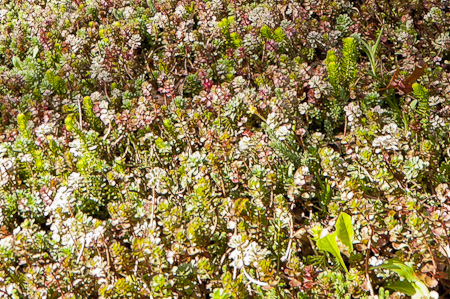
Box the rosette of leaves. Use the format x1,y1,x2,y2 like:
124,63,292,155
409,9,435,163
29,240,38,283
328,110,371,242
183,73,202,96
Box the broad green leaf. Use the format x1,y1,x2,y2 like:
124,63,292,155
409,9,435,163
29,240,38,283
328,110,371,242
336,212,354,252
372,259,416,282
317,232,348,273
385,280,416,296
12,56,22,70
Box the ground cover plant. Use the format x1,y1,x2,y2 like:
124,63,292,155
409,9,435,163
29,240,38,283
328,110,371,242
0,0,450,298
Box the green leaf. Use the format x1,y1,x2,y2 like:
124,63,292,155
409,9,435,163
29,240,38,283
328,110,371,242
211,289,231,299
372,27,384,56
12,56,22,70
147,0,156,15
372,259,416,282
317,232,348,273
412,280,430,297
260,25,272,39
273,27,286,42
336,212,354,252
32,46,39,58
385,280,416,296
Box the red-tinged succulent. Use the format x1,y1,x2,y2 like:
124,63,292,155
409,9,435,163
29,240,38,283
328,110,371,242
0,0,450,298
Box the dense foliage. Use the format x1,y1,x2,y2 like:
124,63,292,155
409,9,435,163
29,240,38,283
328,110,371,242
0,0,450,298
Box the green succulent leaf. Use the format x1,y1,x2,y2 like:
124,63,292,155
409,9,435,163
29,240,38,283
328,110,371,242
12,56,22,70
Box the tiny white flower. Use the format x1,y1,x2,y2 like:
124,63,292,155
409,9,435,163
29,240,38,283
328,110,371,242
369,256,384,267
383,123,398,135
243,241,269,267
174,5,186,17
20,154,33,163
298,102,310,115
123,6,135,19
275,125,290,140
69,139,83,157
238,136,252,152
227,220,236,230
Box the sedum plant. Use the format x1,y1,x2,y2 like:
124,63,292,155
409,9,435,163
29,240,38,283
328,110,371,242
0,0,449,298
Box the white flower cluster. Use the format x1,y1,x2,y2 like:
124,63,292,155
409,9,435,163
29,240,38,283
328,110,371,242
88,255,108,282
90,56,112,83
69,139,83,157
396,31,410,43
434,32,450,50
430,115,445,129
307,31,324,48
424,7,444,23
274,207,290,228
266,111,291,140
176,21,196,43
242,33,262,53
372,135,399,152
197,12,218,36
174,4,186,18
65,34,83,54
0,9,7,20
382,123,398,135
266,112,279,131
208,0,223,12
344,102,362,128
98,100,115,125
45,186,75,215
49,216,75,244
294,166,310,186
238,136,254,153
145,167,168,194
123,6,135,19
298,102,310,115
228,235,269,270
19,153,33,163
133,221,161,246
49,211,106,250
68,172,83,190
127,34,141,50
35,122,55,139
147,13,169,35
248,6,274,28
274,124,291,141
372,123,402,152
232,76,247,92
308,75,330,99
83,225,105,247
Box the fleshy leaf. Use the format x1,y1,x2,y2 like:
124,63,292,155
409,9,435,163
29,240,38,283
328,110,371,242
12,56,22,70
